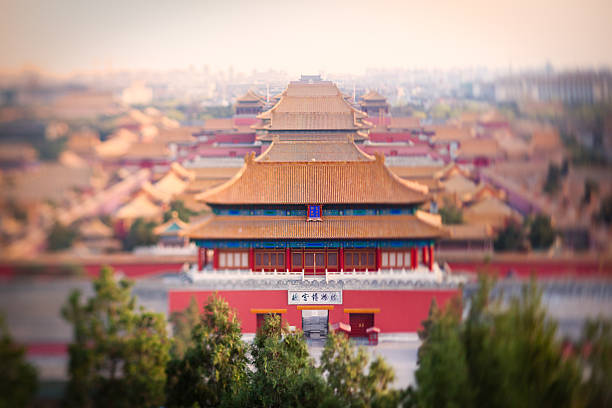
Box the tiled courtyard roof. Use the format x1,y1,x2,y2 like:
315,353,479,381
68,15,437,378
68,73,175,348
256,81,370,131
196,153,428,205
189,214,445,240
256,139,372,162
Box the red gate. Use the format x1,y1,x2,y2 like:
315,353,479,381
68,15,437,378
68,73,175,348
349,313,374,337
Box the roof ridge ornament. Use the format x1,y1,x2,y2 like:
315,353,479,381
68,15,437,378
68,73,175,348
245,151,256,164
374,152,385,164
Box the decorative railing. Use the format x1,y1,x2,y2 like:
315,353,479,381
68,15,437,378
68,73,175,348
182,263,467,287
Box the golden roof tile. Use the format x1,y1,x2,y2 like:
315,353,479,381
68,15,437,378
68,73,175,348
189,214,445,240
256,81,370,131
255,138,373,162
196,153,428,205
115,194,164,220
154,172,190,196
236,89,266,103
360,90,386,101
79,218,114,238
457,138,501,159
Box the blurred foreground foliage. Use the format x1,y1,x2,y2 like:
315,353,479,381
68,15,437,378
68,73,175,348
0,315,38,408
47,221,79,252
51,268,612,407
409,275,611,408
61,266,170,408
121,217,158,251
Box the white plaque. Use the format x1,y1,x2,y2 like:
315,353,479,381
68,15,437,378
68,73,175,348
288,290,342,305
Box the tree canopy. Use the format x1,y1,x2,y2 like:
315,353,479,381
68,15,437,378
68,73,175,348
439,203,463,225
528,214,556,250
121,217,158,251
47,221,79,251
411,276,584,408
494,220,527,251
0,315,38,408
61,266,170,408
165,293,248,408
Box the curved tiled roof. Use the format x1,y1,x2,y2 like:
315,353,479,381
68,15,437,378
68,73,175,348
255,139,373,162
360,90,386,101
196,153,428,205
256,81,370,131
189,214,445,240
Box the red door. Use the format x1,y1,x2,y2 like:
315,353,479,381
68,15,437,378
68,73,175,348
349,313,374,337
304,251,326,276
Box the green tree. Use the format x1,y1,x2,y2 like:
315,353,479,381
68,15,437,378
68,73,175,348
494,220,527,251
528,214,556,250
165,293,248,408
61,266,170,408
229,314,331,408
595,194,612,225
543,162,562,195
413,304,473,408
0,315,38,408
582,178,599,205
122,218,158,251
168,296,201,358
413,275,583,408
37,136,67,161
320,330,397,408
47,221,79,251
579,318,612,407
439,203,463,225
163,200,197,223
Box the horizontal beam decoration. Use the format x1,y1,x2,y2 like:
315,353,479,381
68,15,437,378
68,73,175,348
193,239,434,249
297,305,335,310
343,308,381,314
212,207,416,216
250,308,287,314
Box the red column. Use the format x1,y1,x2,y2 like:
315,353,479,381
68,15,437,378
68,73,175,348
197,247,203,271
339,247,344,272
248,248,254,271
410,247,417,269
376,247,381,271
203,249,208,268
421,247,428,266
213,249,219,270
428,245,434,271
285,247,290,271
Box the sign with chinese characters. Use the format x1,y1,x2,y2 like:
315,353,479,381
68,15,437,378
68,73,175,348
288,290,342,305
307,205,322,221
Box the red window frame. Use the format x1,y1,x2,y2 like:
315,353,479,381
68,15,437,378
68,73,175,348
343,249,376,271
380,249,411,269
253,249,286,272
217,249,249,270
289,249,339,274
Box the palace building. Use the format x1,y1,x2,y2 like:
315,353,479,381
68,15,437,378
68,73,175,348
189,79,444,274
175,78,459,338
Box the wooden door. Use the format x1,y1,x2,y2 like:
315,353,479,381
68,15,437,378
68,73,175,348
304,251,325,275
349,313,374,337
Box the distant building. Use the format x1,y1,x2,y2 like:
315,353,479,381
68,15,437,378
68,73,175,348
359,90,390,117
235,90,266,116
121,82,153,106
494,72,612,105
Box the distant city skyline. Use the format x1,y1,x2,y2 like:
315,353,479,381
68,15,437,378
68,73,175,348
1,0,611,77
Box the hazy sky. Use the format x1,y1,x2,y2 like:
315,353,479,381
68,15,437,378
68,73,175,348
1,0,611,75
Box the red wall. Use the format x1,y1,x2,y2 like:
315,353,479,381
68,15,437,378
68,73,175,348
83,262,184,278
448,260,612,279
168,289,459,333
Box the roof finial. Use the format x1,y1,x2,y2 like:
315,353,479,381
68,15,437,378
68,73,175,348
245,151,256,164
